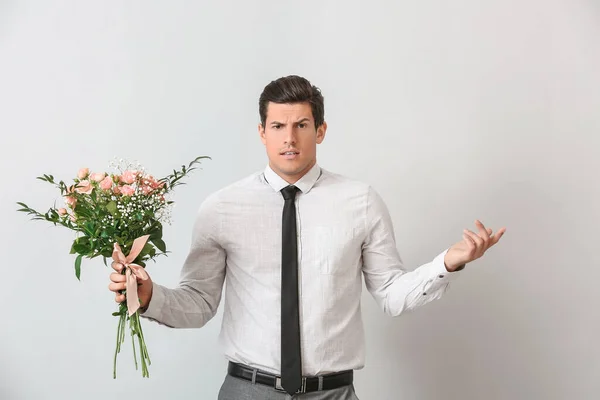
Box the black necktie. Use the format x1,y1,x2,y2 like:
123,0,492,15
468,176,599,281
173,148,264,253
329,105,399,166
280,185,302,395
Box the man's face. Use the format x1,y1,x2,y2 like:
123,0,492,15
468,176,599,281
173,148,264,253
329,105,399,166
259,102,327,184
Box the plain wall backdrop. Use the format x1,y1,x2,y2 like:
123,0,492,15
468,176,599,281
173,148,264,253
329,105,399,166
1,1,599,399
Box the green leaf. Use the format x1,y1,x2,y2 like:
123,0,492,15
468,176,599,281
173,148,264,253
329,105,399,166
83,222,96,235
148,223,163,240
106,201,117,215
75,254,83,280
152,238,166,253
138,242,154,258
71,237,90,255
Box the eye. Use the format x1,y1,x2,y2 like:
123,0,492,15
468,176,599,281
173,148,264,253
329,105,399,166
298,123,306,129
272,124,281,130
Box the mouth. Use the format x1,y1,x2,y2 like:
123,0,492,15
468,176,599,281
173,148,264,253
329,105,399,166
280,150,300,160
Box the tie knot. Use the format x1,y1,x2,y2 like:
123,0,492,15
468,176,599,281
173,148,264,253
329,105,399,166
281,185,299,200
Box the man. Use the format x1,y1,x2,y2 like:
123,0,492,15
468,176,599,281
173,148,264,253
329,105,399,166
109,75,506,399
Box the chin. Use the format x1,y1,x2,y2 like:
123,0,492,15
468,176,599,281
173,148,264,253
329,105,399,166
270,155,315,177
274,163,304,176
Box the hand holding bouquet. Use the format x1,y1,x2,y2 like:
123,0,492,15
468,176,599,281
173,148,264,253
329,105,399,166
17,156,209,378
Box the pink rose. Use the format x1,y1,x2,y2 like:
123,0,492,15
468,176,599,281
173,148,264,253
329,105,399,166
120,185,135,196
144,175,165,190
141,185,153,195
57,208,67,216
75,180,93,194
65,196,77,207
99,176,113,190
120,170,136,184
113,186,121,195
78,168,89,179
70,214,77,222
90,172,106,182
155,180,165,189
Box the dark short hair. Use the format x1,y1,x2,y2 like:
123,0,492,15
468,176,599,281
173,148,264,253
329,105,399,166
259,75,325,128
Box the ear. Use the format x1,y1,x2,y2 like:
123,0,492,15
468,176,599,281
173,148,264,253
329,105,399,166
316,121,327,144
258,123,267,145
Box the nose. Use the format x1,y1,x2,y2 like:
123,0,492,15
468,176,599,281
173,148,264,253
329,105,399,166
283,126,297,145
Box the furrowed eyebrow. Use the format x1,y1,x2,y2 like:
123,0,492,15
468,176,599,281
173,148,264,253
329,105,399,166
269,118,311,126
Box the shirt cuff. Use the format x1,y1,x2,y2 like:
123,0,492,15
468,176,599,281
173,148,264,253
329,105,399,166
427,248,463,286
140,282,166,321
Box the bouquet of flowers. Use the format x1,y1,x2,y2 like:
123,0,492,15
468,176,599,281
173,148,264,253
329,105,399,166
17,156,209,378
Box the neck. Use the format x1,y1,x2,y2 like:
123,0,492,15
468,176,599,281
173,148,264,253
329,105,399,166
270,160,316,184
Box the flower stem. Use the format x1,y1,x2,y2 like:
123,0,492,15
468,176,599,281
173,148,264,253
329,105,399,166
113,309,126,379
113,301,151,378
113,313,121,379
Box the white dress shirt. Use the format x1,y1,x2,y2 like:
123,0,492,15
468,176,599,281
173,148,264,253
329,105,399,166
142,163,461,376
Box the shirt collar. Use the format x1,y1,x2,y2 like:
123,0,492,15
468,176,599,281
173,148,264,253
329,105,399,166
263,163,322,194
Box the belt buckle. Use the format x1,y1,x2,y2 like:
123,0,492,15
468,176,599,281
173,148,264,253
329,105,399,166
275,377,307,394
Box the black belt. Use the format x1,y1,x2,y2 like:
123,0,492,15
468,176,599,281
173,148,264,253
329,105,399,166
227,362,353,394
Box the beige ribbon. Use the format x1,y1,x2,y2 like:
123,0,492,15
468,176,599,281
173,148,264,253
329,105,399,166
111,235,151,316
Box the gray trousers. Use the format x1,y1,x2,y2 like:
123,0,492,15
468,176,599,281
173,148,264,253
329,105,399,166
217,375,360,400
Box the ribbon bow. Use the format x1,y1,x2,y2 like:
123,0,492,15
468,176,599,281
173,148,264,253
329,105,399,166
111,235,151,316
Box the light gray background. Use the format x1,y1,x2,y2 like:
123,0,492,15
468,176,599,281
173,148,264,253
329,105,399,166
1,1,598,399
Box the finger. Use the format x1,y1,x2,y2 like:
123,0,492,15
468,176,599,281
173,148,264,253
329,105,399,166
110,272,126,283
475,220,491,246
108,282,127,292
111,261,123,273
490,227,507,245
464,229,484,247
115,294,126,303
462,233,475,249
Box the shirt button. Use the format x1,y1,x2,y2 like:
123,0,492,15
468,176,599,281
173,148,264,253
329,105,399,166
422,292,427,296
438,274,445,278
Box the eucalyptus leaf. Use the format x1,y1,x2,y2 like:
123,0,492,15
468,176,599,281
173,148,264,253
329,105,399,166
75,254,83,280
